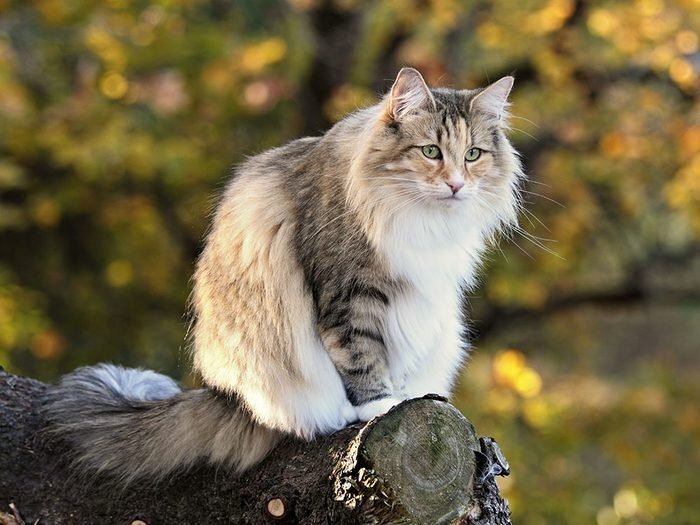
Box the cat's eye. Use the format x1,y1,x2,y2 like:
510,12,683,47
465,148,482,162
421,145,442,160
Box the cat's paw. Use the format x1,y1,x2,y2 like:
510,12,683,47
341,401,359,424
355,397,403,422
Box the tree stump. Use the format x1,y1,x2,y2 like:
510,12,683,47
0,369,512,524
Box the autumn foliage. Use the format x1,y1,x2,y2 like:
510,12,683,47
0,1,698,523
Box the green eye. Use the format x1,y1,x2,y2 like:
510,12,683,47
421,145,442,159
465,147,482,162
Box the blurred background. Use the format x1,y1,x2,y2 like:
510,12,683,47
0,0,698,522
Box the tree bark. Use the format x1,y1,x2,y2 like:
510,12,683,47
0,368,511,525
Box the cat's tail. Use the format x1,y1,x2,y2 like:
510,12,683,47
41,364,282,485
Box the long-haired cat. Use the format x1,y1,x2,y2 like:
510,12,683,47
43,68,523,483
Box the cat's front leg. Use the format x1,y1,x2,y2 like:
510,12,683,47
320,326,402,422
401,326,468,401
354,395,405,421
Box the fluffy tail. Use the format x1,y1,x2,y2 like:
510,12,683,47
42,364,281,484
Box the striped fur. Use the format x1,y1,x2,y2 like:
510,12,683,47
43,364,281,484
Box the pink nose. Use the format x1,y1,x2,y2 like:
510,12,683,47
446,180,464,194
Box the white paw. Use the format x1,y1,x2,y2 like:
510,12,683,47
355,397,403,422
341,401,359,424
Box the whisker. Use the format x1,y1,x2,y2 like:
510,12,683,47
521,207,550,232
528,179,553,189
513,228,564,260
520,208,536,229
368,177,421,184
520,189,565,208
503,230,536,261
510,126,538,141
509,114,540,128
385,193,429,217
513,225,557,243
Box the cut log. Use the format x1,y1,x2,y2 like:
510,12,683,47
0,368,512,524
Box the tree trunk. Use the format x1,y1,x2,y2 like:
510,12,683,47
0,368,512,524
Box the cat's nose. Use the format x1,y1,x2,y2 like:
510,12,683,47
446,180,465,194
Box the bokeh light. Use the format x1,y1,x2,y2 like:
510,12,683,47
0,1,698,523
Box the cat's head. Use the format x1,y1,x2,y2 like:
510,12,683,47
354,67,523,238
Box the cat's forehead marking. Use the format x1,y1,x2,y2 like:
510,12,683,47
431,89,470,116
431,88,503,151
439,112,467,146
429,90,473,149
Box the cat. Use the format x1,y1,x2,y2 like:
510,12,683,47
43,67,524,484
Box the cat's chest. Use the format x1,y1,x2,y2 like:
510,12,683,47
376,216,483,384
382,250,467,382
384,283,459,351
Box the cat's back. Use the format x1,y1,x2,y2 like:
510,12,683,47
206,137,320,241
228,136,320,197
226,107,371,202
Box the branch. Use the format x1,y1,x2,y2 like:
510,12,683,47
474,240,700,340
0,369,511,524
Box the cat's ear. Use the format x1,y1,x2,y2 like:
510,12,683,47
469,76,514,120
387,67,435,121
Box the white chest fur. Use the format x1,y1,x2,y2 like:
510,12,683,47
380,212,484,397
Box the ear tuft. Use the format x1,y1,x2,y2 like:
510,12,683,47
469,76,514,120
388,67,434,121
